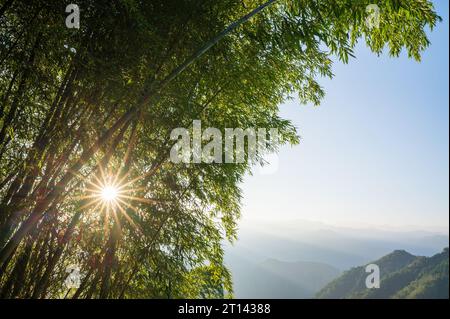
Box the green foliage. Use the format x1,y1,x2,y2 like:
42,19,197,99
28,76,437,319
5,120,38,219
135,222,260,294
317,248,449,299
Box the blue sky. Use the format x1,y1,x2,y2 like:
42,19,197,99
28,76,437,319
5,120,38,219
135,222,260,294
240,1,449,231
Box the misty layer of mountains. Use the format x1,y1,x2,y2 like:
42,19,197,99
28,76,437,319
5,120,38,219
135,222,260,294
230,259,339,298
224,219,449,298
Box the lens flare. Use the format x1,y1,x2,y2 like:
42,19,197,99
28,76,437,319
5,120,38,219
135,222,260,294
76,167,160,236
101,185,118,202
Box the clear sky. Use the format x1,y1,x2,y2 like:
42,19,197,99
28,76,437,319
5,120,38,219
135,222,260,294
240,1,449,231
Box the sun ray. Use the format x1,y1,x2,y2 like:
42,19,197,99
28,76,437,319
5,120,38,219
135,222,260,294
115,197,144,234
118,194,160,204
80,167,160,241
116,162,164,191
84,198,105,216
111,208,122,233
103,201,110,236
79,197,103,211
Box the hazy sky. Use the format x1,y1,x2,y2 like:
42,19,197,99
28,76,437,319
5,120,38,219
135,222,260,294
240,1,449,231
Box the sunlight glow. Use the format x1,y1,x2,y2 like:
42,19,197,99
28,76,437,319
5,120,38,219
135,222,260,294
101,185,119,202
76,168,152,236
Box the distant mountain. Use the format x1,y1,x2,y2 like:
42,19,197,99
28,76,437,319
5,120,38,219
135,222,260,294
231,259,340,298
225,220,448,298
226,219,449,269
316,248,449,299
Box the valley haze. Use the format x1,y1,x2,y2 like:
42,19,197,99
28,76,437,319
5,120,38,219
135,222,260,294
225,219,448,298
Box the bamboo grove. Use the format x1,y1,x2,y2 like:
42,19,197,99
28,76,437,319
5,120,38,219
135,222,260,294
0,0,440,298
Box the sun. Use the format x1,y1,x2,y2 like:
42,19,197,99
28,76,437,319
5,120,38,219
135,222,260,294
101,185,119,202
81,173,125,210
77,168,156,235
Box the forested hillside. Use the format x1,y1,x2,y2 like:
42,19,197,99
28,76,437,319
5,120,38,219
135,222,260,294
317,248,449,299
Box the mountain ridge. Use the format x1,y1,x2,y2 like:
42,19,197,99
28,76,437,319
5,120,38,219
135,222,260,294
316,248,449,299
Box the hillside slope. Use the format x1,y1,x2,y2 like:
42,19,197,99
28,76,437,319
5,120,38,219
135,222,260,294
316,248,449,299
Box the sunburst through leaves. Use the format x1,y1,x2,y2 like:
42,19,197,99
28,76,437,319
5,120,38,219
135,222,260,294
77,168,147,236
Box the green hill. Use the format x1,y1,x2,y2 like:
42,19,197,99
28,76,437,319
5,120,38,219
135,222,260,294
316,248,449,299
